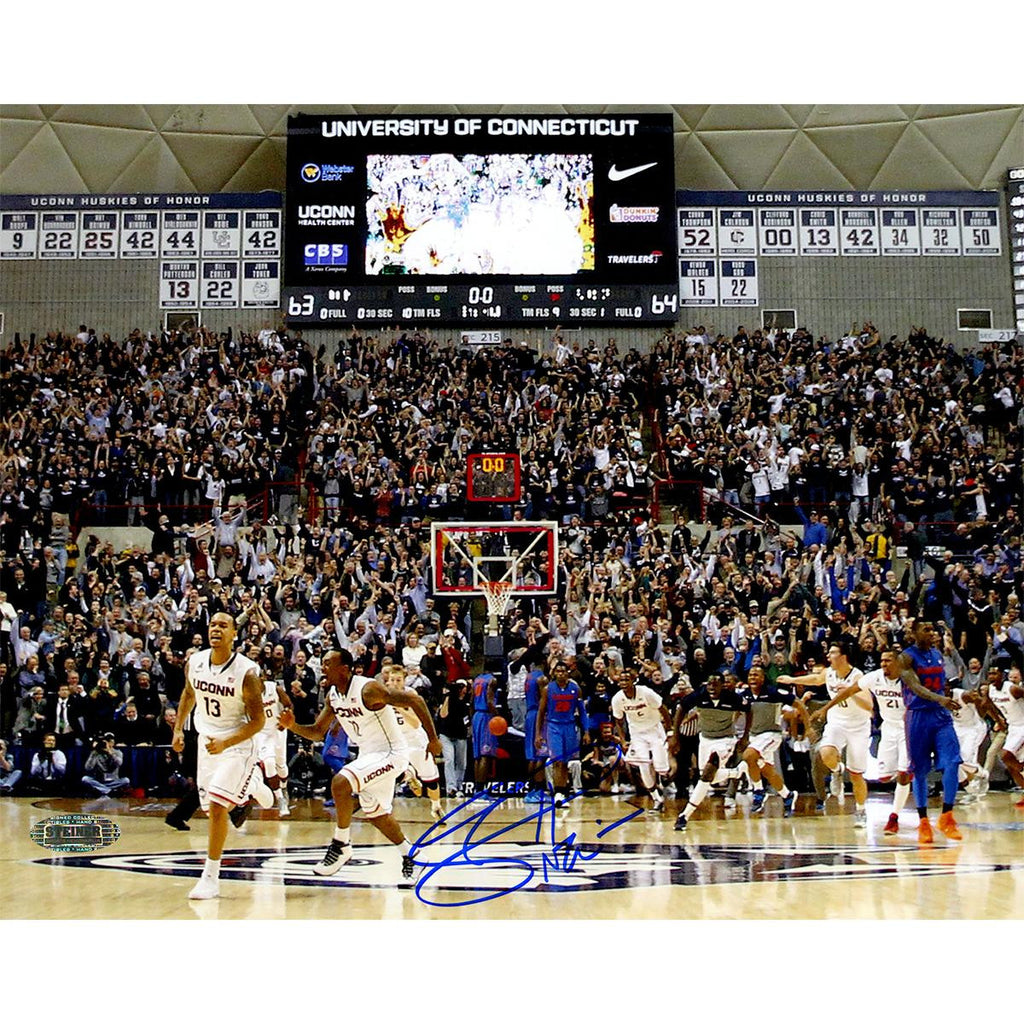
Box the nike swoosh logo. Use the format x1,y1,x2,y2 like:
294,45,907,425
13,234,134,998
608,162,657,182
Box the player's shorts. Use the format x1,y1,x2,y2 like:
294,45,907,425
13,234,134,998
406,727,440,784
875,719,909,778
472,711,499,759
905,707,960,776
1005,724,1024,760
698,735,737,771
625,729,670,774
340,749,411,819
820,719,871,774
746,731,783,764
954,722,988,768
197,736,261,812
257,727,288,778
546,721,580,763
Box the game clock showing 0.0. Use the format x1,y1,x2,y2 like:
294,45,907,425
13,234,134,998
467,453,521,502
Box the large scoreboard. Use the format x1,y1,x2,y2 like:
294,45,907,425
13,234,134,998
283,113,680,324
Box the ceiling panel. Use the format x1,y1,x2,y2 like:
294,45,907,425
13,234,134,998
1,104,1020,196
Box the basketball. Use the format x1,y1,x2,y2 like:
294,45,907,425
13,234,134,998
488,716,508,737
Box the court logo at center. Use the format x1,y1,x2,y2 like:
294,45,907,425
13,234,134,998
31,842,1018,900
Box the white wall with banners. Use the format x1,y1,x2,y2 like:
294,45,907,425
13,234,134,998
0,194,282,316
676,190,1010,331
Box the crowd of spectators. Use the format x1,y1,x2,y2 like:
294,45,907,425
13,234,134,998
0,317,1020,799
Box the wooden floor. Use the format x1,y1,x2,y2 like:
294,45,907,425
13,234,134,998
4,790,1023,920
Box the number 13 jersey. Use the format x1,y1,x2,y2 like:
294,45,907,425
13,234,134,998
189,649,260,741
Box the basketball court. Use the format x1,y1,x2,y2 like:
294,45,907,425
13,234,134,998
5,791,1021,920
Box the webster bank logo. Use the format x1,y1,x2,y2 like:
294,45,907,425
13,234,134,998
301,163,355,184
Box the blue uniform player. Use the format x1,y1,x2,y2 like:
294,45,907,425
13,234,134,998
899,620,963,844
535,661,588,807
523,670,548,804
471,672,499,794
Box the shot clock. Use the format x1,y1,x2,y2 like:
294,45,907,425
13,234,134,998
466,453,521,503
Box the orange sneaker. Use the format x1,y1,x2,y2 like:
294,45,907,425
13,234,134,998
937,811,962,841
917,817,934,844
1013,797,1024,810
883,813,899,835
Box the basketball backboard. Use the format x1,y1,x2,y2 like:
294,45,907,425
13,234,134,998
430,520,559,596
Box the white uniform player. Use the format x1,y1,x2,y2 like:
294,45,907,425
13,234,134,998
779,639,871,828
950,687,989,795
173,613,275,901
189,648,265,812
611,683,670,775
989,676,1024,761
256,676,291,815
612,672,673,812
860,667,907,779
328,674,410,820
821,664,870,775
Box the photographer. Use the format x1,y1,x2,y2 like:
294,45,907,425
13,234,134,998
28,732,66,795
81,731,131,797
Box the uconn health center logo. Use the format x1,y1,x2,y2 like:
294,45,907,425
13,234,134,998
301,163,355,184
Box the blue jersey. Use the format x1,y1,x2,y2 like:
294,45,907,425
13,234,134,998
902,645,948,714
546,680,582,724
473,674,494,713
525,671,544,711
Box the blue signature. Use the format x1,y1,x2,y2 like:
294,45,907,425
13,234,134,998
408,752,643,907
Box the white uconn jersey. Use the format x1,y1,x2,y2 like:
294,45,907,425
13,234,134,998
825,666,868,727
950,688,982,729
259,677,282,736
990,679,1024,728
860,669,905,724
189,650,259,741
611,685,666,736
328,674,408,757
393,694,428,746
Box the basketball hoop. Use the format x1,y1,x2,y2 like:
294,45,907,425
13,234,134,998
481,580,514,621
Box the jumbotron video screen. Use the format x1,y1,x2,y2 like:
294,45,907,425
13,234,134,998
284,113,679,324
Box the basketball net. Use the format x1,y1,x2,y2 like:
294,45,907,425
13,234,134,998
481,580,514,633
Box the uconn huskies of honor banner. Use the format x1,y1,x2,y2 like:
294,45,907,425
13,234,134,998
0,193,283,311
0,211,39,259
677,190,1002,259
1010,168,1024,331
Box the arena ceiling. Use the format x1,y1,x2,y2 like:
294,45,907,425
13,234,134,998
1,104,1021,195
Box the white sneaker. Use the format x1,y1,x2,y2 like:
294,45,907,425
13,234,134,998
251,776,275,809
830,769,845,799
976,768,990,797
277,790,290,817
853,808,867,830
313,840,352,876
430,802,444,820
724,796,737,811
610,784,620,795
651,791,664,811
188,875,220,900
